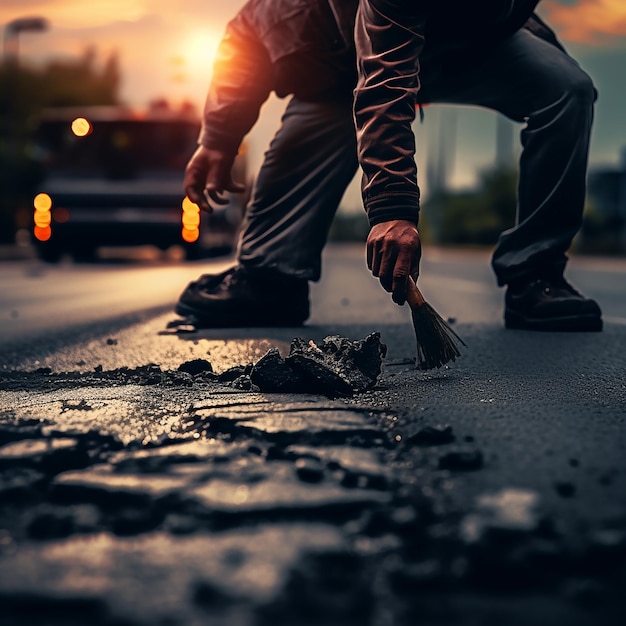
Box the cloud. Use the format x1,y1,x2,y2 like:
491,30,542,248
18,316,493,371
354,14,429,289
1,1,248,108
6,1,623,48
1,1,244,30
543,0,626,45
1,1,150,29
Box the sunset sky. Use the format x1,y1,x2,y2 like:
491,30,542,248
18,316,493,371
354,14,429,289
2,0,625,196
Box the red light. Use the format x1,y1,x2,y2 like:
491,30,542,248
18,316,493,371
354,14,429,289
182,226,199,243
34,225,51,241
53,207,70,223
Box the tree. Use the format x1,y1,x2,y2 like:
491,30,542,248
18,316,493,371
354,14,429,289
422,166,518,246
0,48,121,242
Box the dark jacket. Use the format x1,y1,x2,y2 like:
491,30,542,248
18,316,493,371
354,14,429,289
198,0,358,156
200,0,562,224
354,0,564,225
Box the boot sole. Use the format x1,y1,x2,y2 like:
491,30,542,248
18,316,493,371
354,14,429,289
505,310,603,332
175,302,307,328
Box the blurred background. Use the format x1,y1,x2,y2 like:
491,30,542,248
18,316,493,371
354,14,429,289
1,0,625,263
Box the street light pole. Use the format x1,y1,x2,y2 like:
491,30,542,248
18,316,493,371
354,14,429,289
1,16,48,246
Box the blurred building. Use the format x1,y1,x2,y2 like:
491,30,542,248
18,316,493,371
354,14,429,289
586,147,626,252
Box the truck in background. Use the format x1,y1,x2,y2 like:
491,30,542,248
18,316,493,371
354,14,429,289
31,105,247,262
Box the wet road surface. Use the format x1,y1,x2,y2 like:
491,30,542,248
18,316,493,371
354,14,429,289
1,244,625,625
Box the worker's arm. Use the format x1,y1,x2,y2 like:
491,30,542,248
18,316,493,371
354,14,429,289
354,0,426,302
185,12,273,212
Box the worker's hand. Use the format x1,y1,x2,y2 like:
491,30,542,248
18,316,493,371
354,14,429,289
367,219,421,305
184,145,246,213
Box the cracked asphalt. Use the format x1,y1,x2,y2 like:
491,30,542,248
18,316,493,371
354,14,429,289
1,245,625,625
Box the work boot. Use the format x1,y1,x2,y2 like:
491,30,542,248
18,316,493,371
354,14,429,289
185,267,235,291
176,265,310,327
504,276,602,331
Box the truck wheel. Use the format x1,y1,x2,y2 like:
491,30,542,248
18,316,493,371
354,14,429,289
184,243,204,261
72,247,97,263
38,246,63,263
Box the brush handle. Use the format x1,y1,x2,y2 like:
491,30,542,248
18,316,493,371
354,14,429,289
406,279,426,308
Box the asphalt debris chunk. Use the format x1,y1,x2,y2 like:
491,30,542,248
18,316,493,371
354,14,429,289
438,448,484,471
225,333,387,397
407,424,455,447
218,365,251,383
284,333,387,396
177,359,214,376
554,481,577,498
250,348,307,393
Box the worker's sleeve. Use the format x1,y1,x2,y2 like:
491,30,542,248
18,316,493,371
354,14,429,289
198,13,273,156
354,0,426,226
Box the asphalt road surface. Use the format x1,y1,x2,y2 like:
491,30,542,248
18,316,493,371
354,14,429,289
1,244,625,626
2,244,625,351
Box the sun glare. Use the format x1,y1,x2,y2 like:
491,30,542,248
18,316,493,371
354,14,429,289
174,29,221,82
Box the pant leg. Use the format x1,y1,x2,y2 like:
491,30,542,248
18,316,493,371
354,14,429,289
237,96,358,282
419,29,596,286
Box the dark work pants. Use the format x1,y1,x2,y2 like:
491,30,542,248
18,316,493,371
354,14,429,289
238,98,358,281
238,28,596,286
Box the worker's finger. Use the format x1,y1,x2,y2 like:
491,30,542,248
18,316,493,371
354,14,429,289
185,184,211,213
184,160,211,212
366,240,374,271
410,238,422,282
204,153,243,189
391,257,412,305
378,246,397,293
391,275,410,305
207,176,246,195
224,180,246,194
370,242,383,277
204,187,230,206
184,185,204,206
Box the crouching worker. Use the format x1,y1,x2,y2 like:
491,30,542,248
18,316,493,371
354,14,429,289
177,0,602,332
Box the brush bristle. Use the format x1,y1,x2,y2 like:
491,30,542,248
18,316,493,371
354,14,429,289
411,302,467,370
